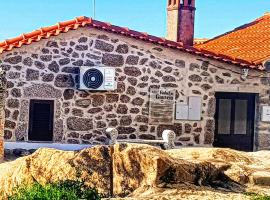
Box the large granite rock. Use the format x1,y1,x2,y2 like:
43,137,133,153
167,148,270,186
0,146,112,198
0,144,239,199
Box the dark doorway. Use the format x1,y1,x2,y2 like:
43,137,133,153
28,100,54,142
214,92,256,151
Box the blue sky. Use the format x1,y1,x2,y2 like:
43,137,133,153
0,0,270,41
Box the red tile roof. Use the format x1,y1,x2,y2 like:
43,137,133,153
196,13,270,69
0,16,252,68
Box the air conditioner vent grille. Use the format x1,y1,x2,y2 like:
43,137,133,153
83,68,104,89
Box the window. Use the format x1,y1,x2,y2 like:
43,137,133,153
234,100,247,135
218,99,231,135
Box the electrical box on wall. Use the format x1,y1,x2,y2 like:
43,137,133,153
176,103,189,120
175,96,202,121
261,106,270,122
188,96,202,121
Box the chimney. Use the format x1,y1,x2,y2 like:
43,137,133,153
166,0,196,46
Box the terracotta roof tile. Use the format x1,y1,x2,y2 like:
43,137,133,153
195,14,270,69
0,16,252,68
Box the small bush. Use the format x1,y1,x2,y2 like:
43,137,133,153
252,196,270,200
246,192,270,200
8,180,101,200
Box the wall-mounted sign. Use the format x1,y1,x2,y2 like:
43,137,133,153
149,88,175,124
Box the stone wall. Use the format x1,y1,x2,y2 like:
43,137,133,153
0,27,269,149
0,64,6,160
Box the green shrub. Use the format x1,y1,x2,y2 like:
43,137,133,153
245,192,270,200
252,196,270,200
8,180,101,200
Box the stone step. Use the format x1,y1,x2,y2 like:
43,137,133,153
251,171,270,186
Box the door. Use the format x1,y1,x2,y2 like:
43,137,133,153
214,92,255,151
28,100,54,142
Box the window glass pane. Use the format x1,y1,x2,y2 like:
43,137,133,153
218,99,231,134
234,100,247,135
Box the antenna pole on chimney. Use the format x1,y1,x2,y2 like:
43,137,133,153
93,0,96,19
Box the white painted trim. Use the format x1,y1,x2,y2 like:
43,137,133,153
4,142,93,151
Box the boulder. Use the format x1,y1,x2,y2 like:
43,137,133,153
167,148,270,185
0,146,112,199
0,144,238,199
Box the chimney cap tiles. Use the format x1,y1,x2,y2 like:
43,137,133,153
167,0,195,10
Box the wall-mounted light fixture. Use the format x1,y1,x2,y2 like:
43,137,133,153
240,68,249,81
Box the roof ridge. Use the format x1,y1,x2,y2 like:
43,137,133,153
256,12,270,21
0,16,254,69
0,16,91,50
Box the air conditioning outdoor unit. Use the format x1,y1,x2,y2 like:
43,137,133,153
79,66,116,91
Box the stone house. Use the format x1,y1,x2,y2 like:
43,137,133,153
0,0,269,152
195,12,270,150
